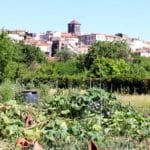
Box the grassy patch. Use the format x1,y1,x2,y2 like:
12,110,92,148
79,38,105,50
116,94,150,116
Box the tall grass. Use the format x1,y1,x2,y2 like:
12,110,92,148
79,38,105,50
116,94,150,116
0,80,22,102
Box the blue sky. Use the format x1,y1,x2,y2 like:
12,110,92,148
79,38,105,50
0,0,150,40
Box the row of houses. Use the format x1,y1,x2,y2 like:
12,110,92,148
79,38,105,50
5,20,150,57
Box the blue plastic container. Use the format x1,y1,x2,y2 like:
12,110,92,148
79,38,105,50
22,90,38,103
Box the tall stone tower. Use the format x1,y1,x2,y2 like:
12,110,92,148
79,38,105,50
68,20,81,35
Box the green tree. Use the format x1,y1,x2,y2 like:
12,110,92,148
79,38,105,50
129,63,146,79
56,48,75,62
56,59,79,75
84,41,130,69
90,57,130,78
76,54,86,72
0,32,15,81
133,56,150,77
36,62,58,78
18,42,46,65
3,61,18,80
0,32,47,82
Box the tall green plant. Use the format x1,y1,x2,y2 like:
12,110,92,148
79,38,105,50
0,80,15,102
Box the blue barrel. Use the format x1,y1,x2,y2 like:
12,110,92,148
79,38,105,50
22,90,38,103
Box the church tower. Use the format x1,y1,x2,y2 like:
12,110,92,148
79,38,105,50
68,20,81,35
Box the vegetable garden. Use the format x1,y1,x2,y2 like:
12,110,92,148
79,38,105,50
0,87,150,149
0,33,150,149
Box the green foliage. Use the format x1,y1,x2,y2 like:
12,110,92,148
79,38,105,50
0,31,150,93
0,32,15,81
36,62,57,78
35,59,81,79
84,41,130,69
0,32,47,83
56,59,79,75
133,56,150,77
39,88,150,148
56,48,75,62
129,63,147,79
90,57,130,78
38,84,50,99
0,100,24,139
76,54,87,72
19,43,46,65
3,61,19,80
0,80,16,102
0,88,149,149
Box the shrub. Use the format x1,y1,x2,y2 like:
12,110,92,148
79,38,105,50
0,80,16,102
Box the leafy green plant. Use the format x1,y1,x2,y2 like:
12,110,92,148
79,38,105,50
0,88,149,149
0,80,16,102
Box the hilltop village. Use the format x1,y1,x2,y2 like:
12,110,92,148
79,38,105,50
3,20,150,57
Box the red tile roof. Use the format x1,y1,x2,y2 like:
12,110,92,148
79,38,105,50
25,39,50,46
79,45,89,48
61,32,78,38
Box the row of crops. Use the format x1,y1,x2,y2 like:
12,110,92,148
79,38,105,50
0,88,150,149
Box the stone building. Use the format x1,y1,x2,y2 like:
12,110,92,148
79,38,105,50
68,20,81,35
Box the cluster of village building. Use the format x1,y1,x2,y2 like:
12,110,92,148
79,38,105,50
4,20,150,57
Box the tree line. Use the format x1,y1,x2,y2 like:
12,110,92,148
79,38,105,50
0,32,150,93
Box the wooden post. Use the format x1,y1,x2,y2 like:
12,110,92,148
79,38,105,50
88,141,99,150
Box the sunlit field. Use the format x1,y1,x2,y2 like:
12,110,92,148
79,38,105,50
116,94,150,116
